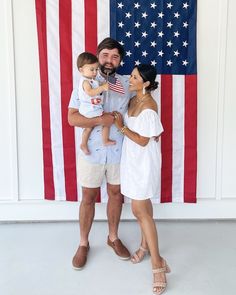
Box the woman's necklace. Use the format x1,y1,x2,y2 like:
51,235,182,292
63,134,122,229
135,94,150,103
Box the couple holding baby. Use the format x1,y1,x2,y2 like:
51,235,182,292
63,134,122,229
68,37,170,295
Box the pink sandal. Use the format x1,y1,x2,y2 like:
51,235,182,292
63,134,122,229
152,260,171,295
131,246,149,264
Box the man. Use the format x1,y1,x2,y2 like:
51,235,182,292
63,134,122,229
68,38,132,269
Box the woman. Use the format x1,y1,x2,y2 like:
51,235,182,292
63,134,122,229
114,64,170,295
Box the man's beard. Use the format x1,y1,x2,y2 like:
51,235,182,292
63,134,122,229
99,64,117,76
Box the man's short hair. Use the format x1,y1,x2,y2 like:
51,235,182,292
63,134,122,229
96,37,125,59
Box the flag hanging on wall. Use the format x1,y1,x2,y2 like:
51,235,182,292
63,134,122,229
35,0,197,203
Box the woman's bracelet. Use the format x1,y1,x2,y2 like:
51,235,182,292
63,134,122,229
120,125,128,134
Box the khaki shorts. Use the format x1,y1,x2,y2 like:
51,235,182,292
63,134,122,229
78,156,120,188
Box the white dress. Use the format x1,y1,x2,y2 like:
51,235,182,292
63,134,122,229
120,109,164,200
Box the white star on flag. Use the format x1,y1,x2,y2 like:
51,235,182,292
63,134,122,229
167,40,173,47
142,31,148,38
174,12,180,18
174,50,180,56
151,3,157,9
126,50,132,57
151,22,157,28
167,60,173,66
142,51,148,57
118,2,124,9
125,12,132,18
151,41,157,47
134,2,141,9
142,12,148,18
183,2,189,9
183,22,189,28
118,22,124,28
174,31,180,37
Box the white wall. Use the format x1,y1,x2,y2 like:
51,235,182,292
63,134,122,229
0,0,236,221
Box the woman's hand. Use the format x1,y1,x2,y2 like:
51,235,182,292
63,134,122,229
113,111,124,130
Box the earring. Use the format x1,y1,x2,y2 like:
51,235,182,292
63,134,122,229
142,86,146,95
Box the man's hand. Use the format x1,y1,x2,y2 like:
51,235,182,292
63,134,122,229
100,113,114,127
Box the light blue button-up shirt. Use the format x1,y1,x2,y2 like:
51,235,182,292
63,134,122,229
68,72,132,164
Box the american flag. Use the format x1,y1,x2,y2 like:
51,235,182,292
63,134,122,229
108,75,125,94
35,0,197,203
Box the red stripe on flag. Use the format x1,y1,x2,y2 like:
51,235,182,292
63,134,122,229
84,0,98,54
59,0,78,201
184,75,197,202
161,75,173,202
35,0,55,200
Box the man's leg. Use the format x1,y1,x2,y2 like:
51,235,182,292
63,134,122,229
72,187,99,270
79,187,99,246
106,183,130,259
106,183,122,241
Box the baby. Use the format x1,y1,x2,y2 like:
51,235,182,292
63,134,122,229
77,52,115,154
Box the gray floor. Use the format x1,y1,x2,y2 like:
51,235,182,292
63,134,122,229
0,220,236,295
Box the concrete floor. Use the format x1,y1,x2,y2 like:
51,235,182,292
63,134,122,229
0,220,236,295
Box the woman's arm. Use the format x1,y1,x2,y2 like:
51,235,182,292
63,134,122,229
68,108,114,128
113,112,149,147
120,126,150,147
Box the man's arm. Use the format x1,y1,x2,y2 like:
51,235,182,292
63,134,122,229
68,108,114,128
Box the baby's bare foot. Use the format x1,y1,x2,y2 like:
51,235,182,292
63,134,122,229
104,139,116,146
80,144,90,155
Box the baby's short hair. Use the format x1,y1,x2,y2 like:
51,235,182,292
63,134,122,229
77,52,98,69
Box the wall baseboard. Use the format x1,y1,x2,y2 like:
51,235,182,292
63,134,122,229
0,199,236,221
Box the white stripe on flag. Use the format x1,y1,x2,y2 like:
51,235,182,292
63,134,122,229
72,0,85,201
172,75,185,202
156,75,161,111
97,0,110,43
152,74,161,203
47,0,66,200
98,0,110,203
72,0,84,89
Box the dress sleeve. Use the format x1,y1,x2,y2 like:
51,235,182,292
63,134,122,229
134,109,164,137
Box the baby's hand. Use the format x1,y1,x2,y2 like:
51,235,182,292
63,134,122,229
102,82,109,91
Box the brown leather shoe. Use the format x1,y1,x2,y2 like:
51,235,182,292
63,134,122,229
72,243,90,270
107,236,130,260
